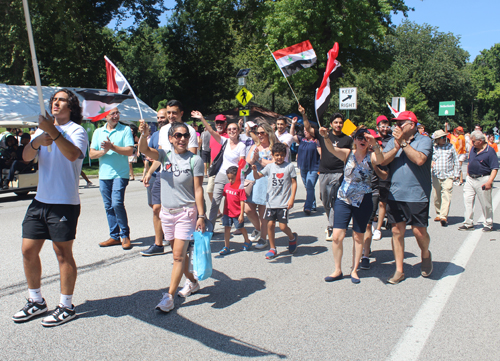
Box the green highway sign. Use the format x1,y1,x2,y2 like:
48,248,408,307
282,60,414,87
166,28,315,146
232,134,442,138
439,101,456,116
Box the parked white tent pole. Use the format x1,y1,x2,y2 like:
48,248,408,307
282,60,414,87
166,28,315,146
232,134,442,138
22,0,51,151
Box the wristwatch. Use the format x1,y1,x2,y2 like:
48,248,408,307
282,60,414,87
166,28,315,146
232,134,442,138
400,140,408,148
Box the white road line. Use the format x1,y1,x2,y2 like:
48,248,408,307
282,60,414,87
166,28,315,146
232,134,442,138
387,188,500,361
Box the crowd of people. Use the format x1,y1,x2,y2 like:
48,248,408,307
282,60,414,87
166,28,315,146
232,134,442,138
9,89,499,327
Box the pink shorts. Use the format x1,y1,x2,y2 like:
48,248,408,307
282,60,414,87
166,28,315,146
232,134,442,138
160,206,197,241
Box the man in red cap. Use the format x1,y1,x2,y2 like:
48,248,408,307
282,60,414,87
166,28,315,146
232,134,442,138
207,114,228,210
381,111,433,284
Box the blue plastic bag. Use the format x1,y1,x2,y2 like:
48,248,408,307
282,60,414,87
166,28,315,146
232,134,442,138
193,231,213,281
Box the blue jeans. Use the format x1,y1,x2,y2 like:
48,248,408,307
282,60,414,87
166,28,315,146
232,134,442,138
300,169,319,211
100,178,129,239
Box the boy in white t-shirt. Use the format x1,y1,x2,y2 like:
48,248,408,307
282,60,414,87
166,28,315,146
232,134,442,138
12,89,88,327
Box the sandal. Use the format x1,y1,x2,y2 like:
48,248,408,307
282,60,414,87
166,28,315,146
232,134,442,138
242,241,252,251
265,248,277,259
219,246,230,256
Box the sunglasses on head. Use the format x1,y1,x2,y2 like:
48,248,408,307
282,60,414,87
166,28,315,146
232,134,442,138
172,132,190,140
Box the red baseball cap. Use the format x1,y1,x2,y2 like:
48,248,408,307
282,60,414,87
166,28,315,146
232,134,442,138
376,115,388,125
392,111,418,123
215,114,227,121
368,129,381,138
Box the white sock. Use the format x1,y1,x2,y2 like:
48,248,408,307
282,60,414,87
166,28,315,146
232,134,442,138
28,288,43,303
60,294,73,308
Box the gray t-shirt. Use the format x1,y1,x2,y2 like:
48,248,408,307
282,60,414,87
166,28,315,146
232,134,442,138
260,162,297,208
201,130,211,151
158,149,204,208
384,132,433,202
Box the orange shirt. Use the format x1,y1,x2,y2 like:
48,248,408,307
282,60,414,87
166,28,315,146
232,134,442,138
488,141,498,152
455,134,466,154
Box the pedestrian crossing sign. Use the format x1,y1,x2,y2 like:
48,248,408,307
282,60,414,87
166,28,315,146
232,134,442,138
239,109,250,116
236,87,253,106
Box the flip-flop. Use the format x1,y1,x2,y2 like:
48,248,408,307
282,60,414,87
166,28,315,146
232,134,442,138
219,246,230,256
242,241,252,251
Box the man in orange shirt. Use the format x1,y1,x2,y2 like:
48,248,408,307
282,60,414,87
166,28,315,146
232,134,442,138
446,124,466,185
488,134,498,152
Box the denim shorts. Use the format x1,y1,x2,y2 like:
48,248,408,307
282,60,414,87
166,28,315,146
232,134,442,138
333,193,373,233
160,205,197,241
222,214,244,229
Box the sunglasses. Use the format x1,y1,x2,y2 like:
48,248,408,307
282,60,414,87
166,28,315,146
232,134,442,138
256,131,267,136
215,121,226,124
355,135,366,141
172,133,190,140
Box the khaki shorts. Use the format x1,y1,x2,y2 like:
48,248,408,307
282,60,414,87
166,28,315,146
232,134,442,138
207,175,216,193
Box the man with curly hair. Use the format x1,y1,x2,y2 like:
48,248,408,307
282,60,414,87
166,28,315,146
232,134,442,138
12,89,88,327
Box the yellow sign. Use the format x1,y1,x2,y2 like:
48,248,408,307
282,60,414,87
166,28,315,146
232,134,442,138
342,119,357,136
236,87,253,106
239,109,250,116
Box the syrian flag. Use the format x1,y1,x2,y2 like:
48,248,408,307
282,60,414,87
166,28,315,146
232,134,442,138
76,89,133,122
104,55,144,119
272,40,317,77
386,101,400,118
314,43,343,124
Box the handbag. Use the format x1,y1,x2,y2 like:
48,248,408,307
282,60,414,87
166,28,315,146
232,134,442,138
208,140,227,177
243,179,255,197
193,230,213,281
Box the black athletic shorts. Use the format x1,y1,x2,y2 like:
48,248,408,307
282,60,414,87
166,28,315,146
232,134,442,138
264,207,289,224
152,172,161,205
201,150,211,163
22,199,81,242
386,200,429,228
379,186,390,204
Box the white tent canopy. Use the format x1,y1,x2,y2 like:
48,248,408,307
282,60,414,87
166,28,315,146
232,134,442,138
0,84,157,126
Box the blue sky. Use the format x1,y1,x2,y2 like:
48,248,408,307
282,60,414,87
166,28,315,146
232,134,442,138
113,0,498,62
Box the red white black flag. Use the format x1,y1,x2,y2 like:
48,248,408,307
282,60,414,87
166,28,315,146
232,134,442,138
272,40,317,77
76,89,133,122
315,43,343,123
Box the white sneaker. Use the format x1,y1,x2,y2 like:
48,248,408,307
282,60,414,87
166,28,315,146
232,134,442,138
373,229,382,241
254,238,268,249
178,279,200,298
155,293,174,312
371,221,377,233
325,228,333,241
248,230,261,242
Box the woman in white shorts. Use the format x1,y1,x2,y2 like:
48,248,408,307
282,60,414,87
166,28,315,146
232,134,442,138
139,121,205,313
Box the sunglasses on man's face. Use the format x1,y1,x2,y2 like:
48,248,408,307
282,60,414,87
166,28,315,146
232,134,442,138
172,133,190,140
216,121,226,125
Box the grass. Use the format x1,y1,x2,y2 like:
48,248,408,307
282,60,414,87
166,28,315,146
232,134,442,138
82,160,146,176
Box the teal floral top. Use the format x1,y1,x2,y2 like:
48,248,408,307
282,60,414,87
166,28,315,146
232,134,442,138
337,152,373,207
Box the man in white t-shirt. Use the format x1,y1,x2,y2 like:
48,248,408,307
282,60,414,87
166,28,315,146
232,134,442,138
13,89,88,327
158,100,198,153
275,116,294,162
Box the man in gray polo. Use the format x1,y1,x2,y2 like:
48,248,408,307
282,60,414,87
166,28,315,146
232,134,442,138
382,111,433,285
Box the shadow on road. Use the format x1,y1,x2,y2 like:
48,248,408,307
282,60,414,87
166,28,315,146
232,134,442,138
76,269,283,358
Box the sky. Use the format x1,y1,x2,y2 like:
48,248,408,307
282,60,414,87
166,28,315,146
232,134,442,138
112,0,499,62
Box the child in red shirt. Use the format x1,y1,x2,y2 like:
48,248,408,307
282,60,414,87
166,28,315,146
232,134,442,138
219,166,251,255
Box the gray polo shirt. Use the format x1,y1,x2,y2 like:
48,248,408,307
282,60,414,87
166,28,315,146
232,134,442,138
384,132,433,202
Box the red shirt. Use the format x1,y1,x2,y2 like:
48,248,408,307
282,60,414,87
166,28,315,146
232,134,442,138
223,183,246,218
210,132,228,162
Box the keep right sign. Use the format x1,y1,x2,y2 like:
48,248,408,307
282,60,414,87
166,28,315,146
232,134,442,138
339,87,357,110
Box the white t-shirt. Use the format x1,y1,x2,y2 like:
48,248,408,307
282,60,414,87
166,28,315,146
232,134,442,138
219,138,246,173
276,130,294,162
158,123,198,152
34,121,88,205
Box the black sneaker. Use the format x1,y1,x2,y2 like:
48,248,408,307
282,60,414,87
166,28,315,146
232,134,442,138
140,244,165,256
360,257,370,270
12,298,48,322
41,304,76,327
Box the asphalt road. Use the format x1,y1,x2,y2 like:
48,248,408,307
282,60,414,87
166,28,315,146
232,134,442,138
1,169,499,360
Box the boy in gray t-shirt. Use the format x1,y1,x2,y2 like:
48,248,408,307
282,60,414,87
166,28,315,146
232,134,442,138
252,143,298,259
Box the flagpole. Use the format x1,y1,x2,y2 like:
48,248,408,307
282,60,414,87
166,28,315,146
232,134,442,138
22,0,51,152
104,56,144,120
265,44,300,104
